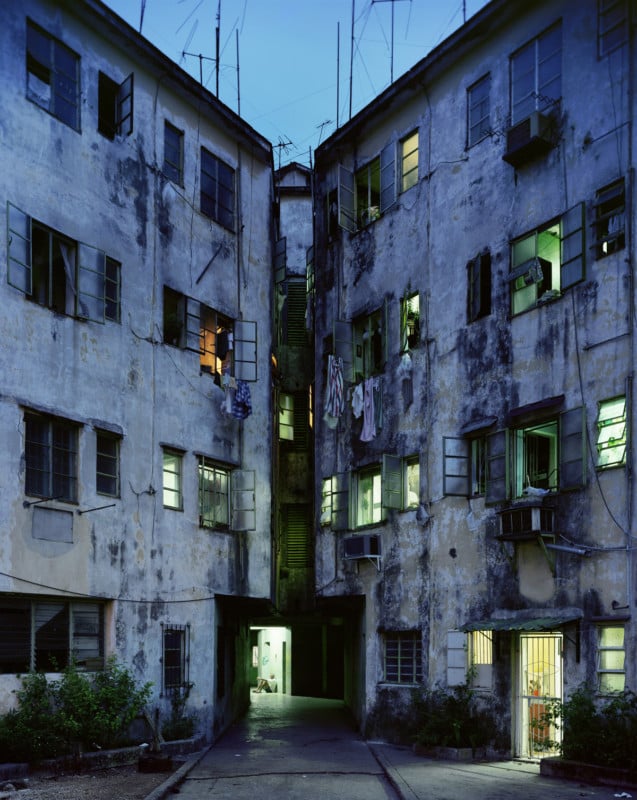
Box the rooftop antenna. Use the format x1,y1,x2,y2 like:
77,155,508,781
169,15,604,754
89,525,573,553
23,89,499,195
273,137,293,170
372,0,410,84
215,0,221,97
182,51,216,86
138,0,146,34
317,119,333,146
348,0,354,119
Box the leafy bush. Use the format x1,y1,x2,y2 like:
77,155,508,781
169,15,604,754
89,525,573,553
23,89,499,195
0,659,152,763
161,687,196,741
413,683,496,750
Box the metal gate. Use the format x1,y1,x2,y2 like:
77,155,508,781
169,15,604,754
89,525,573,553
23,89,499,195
517,633,562,758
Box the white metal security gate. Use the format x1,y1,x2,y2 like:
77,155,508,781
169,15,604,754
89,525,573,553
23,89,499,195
516,633,562,758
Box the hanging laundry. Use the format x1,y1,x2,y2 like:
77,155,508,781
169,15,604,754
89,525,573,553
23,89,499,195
360,376,376,442
373,376,383,431
351,382,364,419
232,380,252,419
324,354,345,422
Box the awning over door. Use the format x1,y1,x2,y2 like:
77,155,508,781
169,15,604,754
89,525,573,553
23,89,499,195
460,614,581,632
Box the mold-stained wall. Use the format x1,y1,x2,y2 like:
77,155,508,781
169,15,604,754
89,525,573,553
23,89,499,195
313,0,635,746
0,0,273,739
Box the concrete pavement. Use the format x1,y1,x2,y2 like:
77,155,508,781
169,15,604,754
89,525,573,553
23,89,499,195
147,694,628,800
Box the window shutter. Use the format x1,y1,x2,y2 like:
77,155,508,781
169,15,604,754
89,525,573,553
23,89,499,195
285,281,307,347
443,436,470,496
560,406,586,490
561,202,585,289
7,203,32,295
306,245,314,294
116,73,134,136
234,319,257,382
382,453,403,510
380,142,396,213
486,429,510,504
331,471,350,531
275,237,287,285
231,469,256,531
77,242,106,322
447,630,467,687
285,505,311,567
338,164,356,232
333,319,354,383
185,297,201,353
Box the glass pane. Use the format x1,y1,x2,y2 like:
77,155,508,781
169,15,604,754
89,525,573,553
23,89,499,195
599,626,624,647
600,651,625,671
599,672,625,693
35,601,69,671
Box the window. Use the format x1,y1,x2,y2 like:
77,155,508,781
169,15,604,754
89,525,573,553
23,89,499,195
469,630,493,690
354,465,382,527
163,121,183,184
484,407,586,504
598,0,627,56
337,143,396,232
597,625,625,692
443,432,488,497
383,454,420,511
163,449,183,510
98,71,134,139
25,411,78,503
383,632,422,684
163,287,257,381
404,457,420,509
467,252,491,322
200,147,235,230
198,458,230,529
96,430,120,497
7,204,121,323
401,294,420,352
162,624,189,694
510,22,561,125
0,598,103,673
468,74,490,147
278,392,309,450
594,179,625,258
509,203,584,315
400,131,418,192
596,396,626,469
26,20,79,130
279,394,294,441
353,307,386,380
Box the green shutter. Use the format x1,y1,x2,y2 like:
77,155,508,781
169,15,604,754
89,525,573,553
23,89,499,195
338,164,356,232
331,471,350,531
285,280,307,347
382,454,403,510
284,505,311,567
560,406,586,490
486,429,510,504
380,142,396,213
560,202,585,289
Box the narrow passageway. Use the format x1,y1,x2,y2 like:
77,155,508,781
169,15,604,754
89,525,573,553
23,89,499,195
174,694,400,799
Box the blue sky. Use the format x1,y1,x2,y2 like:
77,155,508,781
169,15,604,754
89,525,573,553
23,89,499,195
103,0,489,167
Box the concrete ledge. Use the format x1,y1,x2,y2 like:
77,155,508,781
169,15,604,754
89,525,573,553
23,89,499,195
413,744,487,762
541,756,637,789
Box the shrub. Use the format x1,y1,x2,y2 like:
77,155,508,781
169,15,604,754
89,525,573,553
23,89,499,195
413,683,497,750
161,687,196,741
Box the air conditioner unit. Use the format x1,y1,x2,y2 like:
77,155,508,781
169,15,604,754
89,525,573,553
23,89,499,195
503,111,553,167
499,505,554,540
344,533,381,559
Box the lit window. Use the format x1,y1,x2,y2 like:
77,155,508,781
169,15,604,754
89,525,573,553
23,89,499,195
400,131,418,192
400,293,420,352
384,632,422,684
469,630,493,690
200,147,235,230
198,458,230,529
594,179,625,258
596,396,626,469
164,121,184,184
355,466,382,527
96,431,120,497
510,22,561,125
405,458,420,510
356,157,381,227
279,394,294,441
25,411,78,503
468,74,490,147
26,20,80,130
514,419,558,497
163,449,183,510
598,625,625,693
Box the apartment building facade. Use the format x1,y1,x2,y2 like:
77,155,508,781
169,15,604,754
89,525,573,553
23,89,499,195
313,0,635,754
0,0,273,739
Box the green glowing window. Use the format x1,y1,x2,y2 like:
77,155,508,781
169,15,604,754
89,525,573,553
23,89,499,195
596,396,626,469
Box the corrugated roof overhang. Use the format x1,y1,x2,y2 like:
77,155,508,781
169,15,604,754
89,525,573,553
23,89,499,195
460,614,581,632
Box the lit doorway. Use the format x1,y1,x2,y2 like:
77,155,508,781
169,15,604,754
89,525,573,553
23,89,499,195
250,626,291,694
516,633,562,758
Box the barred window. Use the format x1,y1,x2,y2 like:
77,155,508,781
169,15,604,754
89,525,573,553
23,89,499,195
96,430,120,497
25,411,78,503
162,623,190,694
383,632,422,684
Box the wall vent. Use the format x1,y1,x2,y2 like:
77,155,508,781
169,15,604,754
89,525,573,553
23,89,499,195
499,505,554,540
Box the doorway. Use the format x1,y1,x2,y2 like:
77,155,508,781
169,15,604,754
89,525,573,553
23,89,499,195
516,633,562,758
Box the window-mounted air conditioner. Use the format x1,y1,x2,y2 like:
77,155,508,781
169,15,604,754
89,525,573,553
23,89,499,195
503,111,553,167
344,533,381,559
499,505,555,540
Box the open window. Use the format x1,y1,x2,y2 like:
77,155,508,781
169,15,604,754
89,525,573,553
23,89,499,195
98,71,134,139
593,179,625,258
596,396,626,469
7,204,120,323
337,143,396,231
467,252,491,322
401,293,420,351
382,454,420,511
443,433,488,497
198,458,255,531
509,203,584,314
353,305,388,381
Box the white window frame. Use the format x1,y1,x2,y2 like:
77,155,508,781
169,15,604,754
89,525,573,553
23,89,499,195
510,22,562,126
597,624,625,693
383,631,422,684
467,74,491,147
163,448,184,510
596,396,627,469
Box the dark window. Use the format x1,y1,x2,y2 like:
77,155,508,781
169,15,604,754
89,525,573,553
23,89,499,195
164,121,184,184
198,458,230,529
26,20,80,130
162,625,189,693
200,147,235,230
468,74,491,147
384,632,422,684
467,252,491,322
598,0,627,57
98,71,133,139
510,22,561,125
25,411,78,503
594,179,625,258
96,430,120,497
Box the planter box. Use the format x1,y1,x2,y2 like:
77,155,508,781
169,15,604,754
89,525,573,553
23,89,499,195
541,757,637,789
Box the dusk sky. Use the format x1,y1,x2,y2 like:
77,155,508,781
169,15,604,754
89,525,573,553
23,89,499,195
104,0,490,167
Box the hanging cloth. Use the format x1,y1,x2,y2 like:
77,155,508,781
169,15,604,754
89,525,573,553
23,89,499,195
324,355,345,420
232,380,252,419
360,377,376,442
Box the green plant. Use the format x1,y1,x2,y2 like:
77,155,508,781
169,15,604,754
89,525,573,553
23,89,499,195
161,685,196,741
414,683,496,750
